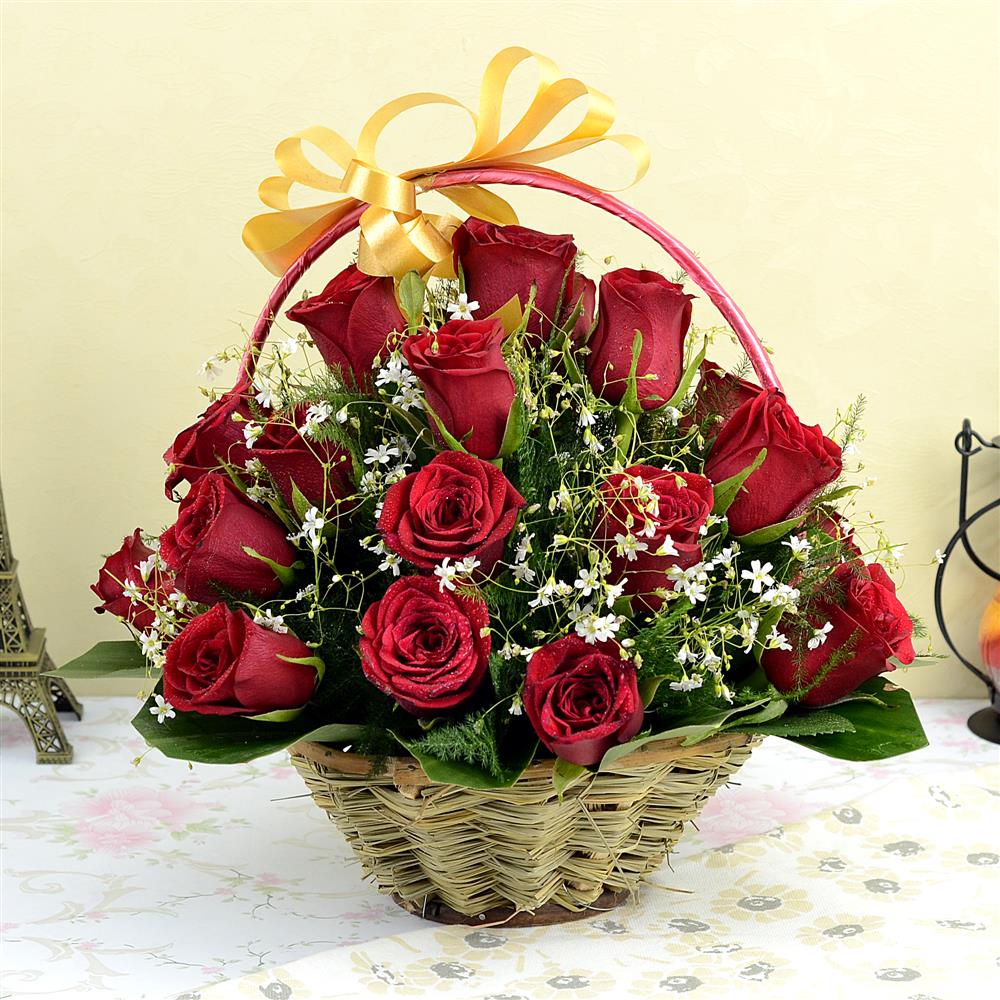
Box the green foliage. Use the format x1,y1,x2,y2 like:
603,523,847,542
406,708,505,778
47,641,150,679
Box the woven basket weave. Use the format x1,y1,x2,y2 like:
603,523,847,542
236,166,780,923
289,732,757,923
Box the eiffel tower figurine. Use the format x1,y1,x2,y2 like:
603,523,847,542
0,474,82,762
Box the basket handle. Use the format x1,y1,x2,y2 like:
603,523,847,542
235,166,781,392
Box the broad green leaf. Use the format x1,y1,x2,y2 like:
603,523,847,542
784,679,928,761
736,514,807,547
730,709,856,739
248,706,306,723
662,338,709,411
712,449,767,516
394,733,538,790
552,758,589,798
598,698,773,770
498,394,528,458
45,640,151,679
242,546,300,586
398,270,426,332
132,689,364,764
710,698,788,740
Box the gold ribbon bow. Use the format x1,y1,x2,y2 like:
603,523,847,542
242,46,650,279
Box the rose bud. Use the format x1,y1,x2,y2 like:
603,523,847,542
378,451,526,575
565,271,596,346
160,473,297,604
587,268,694,410
164,391,254,498
254,406,354,511
92,529,174,631
163,604,319,715
359,576,490,715
523,636,644,766
452,218,579,340
594,465,714,611
286,264,405,390
762,561,915,706
704,390,842,537
690,359,760,430
402,318,516,460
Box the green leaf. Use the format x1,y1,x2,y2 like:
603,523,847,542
753,604,787,664
45,640,151,679
638,674,669,707
620,330,644,414
290,480,312,521
497,394,528,458
662,338,709,411
248,706,306,723
552,758,589,798
818,484,862,504
598,698,773,769
242,546,300,586
423,399,469,453
712,449,767,516
398,270,426,333
277,653,325,685
711,698,788,739
394,733,538,790
784,679,928,761
730,709,856,739
736,514,807,547
132,688,364,764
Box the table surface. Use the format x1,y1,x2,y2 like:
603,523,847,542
2,697,998,1000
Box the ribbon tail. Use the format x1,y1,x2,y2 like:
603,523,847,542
243,201,358,276
437,185,519,227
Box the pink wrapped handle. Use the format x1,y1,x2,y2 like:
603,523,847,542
235,166,781,392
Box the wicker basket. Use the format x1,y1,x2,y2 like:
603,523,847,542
235,166,781,924
289,733,757,924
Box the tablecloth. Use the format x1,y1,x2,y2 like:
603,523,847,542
2,698,997,1000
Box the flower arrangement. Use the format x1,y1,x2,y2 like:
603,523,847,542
66,48,929,810
72,205,927,780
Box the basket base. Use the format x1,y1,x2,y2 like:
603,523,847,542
391,889,630,927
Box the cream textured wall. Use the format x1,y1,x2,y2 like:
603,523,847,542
2,0,997,699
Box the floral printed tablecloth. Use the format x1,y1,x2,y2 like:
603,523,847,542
2,698,997,1000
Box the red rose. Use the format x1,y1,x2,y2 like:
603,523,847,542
160,473,296,604
359,576,490,715
565,272,596,346
254,406,354,511
164,392,254,498
286,264,404,389
587,268,693,410
163,603,318,715
523,636,644,766
594,465,714,610
452,218,579,340
691,359,760,429
402,318,516,460
762,561,915,706
378,451,526,574
92,529,174,631
704,390,842,537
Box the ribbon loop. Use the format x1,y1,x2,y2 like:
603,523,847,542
242,47,650,278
